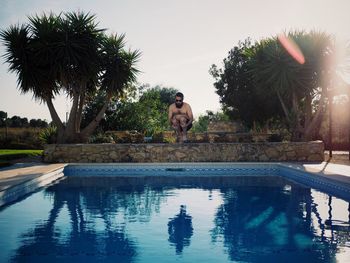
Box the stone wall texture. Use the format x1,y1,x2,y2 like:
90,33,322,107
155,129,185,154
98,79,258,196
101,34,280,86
44,141,324,163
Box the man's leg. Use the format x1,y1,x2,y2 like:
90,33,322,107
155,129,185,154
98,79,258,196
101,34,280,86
171,118,183,143
179,117,189,142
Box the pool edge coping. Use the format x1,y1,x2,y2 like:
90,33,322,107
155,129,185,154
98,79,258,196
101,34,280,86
0,165,66,207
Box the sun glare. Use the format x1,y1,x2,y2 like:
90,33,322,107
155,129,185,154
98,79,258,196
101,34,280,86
278,34,305,65
334,40,350,84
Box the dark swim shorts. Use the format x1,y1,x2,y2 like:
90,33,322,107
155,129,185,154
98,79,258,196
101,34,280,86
180,121,192,132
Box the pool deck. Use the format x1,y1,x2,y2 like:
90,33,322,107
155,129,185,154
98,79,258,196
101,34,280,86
0,152,349,207
0,163,66,192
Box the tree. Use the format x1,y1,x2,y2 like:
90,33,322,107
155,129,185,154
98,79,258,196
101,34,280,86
82,84,178,134
137,85,178,135
192,111,229,132
0,111,7,127
249,31,336,140
209,39,284,128
8,116,28,127
29,118,49,128
211,31,349,141
1,11,140,143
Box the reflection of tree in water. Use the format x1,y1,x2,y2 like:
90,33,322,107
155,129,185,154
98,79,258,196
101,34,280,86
11,177,169,262
211,185,346,263
8,176,349,262
168,205,193,254
65,177,167,222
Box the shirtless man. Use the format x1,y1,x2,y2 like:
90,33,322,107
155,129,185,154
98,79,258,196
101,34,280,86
168,92,193,143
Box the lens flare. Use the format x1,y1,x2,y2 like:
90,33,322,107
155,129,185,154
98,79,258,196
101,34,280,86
278,34,305,64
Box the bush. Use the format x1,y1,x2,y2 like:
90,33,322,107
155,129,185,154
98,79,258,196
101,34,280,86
107,130,144,143
38,126,57,144
150,132,164,143
88,133,114,143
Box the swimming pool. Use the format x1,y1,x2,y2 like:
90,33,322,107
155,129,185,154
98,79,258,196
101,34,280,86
0,164,349,262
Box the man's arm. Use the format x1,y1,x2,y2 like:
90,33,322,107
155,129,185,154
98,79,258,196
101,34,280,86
186,104,194,126
168,104,174,125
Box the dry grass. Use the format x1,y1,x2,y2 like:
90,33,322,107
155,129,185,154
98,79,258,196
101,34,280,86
0,127,44,149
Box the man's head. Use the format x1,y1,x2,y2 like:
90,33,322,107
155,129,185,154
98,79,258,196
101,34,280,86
175,92,184,108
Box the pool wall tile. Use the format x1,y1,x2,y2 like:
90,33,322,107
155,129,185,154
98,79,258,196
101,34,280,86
278,165,350,200
63,163,279,177
63,163,350,201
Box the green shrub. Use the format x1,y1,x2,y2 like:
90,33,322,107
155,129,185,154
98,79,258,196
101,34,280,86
38,126,57,144
151,132,164,143
88,133,114,143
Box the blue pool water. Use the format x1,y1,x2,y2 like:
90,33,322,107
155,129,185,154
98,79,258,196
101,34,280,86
0,171,349,262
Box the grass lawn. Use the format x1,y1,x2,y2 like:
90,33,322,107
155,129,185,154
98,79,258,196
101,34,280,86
0,149,43,167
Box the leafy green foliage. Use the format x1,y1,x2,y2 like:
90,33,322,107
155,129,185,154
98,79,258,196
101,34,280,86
210,39,284,128
8,116,28,127
0,111,48,128
82,84,177,136
211,31,348,140
0,111,7,122
192,111,229,132
249,31,336,140
29,119,49,128
88,133,114,143
38,125,57,144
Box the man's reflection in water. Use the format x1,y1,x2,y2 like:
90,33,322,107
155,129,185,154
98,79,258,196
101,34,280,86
168,205,194,254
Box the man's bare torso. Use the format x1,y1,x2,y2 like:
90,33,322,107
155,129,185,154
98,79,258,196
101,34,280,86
169,102,191,120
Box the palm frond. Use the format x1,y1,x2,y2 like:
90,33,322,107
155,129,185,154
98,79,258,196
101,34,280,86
99,34,141,95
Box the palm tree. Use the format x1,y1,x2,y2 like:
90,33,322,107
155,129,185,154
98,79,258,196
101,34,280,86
1,11,140,143
249,31,335,141
80,34,140,140
54,11,102,142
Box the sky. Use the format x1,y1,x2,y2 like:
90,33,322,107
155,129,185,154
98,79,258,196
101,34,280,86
1,0,350,121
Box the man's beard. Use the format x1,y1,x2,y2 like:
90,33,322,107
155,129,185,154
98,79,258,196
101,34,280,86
175,102,183,108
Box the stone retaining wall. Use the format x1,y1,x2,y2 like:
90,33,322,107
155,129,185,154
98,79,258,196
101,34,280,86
44,141,324,163
106,130,275,143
